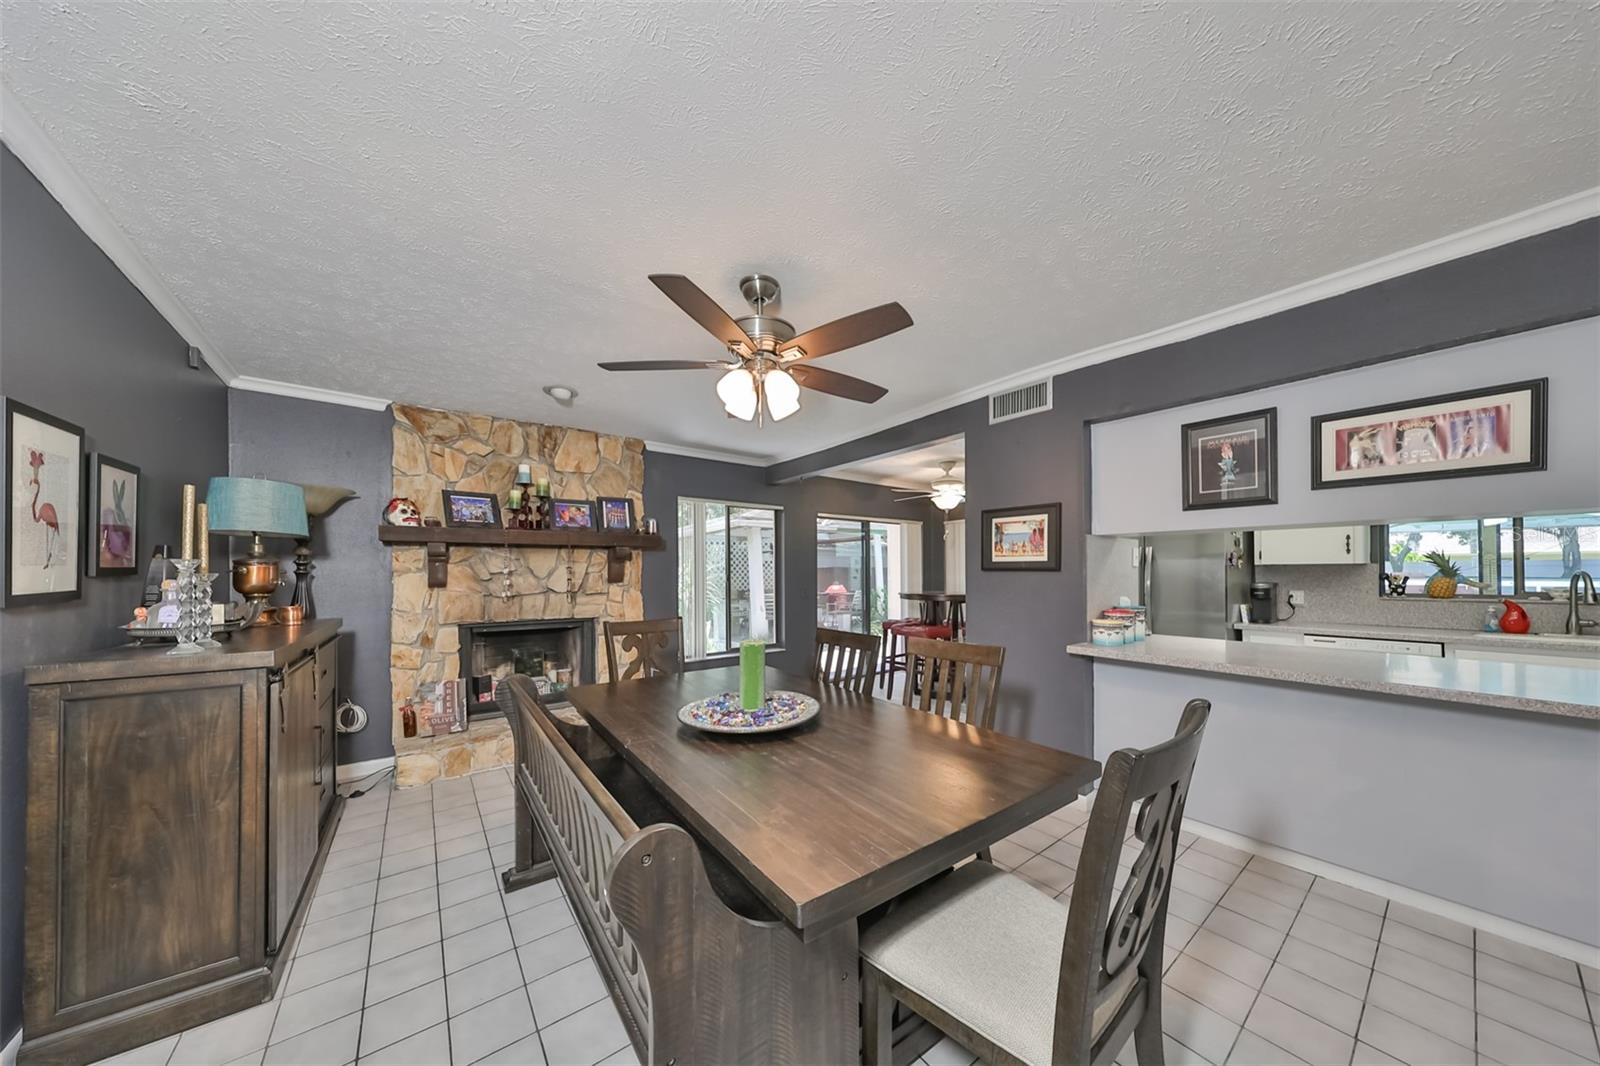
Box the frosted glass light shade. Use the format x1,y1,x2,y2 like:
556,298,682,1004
764,368,801,421
717,367,758,421
931,487,965,511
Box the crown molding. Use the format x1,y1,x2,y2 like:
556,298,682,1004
230,376,391,411
769,188,1600,465
642,439,771,466
0,84,241,384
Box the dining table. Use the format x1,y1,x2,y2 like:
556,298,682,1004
563,662,1100,1060
899,590,966,634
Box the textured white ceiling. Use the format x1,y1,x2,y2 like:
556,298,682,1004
825,437,965,490
3,2,1596,461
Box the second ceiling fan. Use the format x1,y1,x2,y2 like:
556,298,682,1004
599,273,912,424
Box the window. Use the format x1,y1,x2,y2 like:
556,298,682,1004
678,499,780,659
816,516,921,636
1381,513,1600,597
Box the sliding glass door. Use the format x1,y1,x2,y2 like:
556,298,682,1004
816,517,917,636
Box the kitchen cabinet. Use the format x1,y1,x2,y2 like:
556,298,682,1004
1255,525,1371,565
23,620,343,1065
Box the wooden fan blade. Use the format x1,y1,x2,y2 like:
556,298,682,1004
789,364,887,403
597,360,726,371
780,302,912,361
648,274,754,351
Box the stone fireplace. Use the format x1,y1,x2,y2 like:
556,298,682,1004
458,617,597,718
388,403,644,787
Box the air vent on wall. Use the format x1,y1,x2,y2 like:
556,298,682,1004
989,379,1052,424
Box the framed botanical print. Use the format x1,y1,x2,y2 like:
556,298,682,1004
5,398,84,605
1312,379,1548,489
86,453,140,577
981,503,1061,571
1182,407,1278,510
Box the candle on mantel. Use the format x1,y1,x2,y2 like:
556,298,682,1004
196,502,210,573
180,484,196,560
517,463,532,484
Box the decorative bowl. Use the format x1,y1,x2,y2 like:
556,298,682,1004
678,690,820,734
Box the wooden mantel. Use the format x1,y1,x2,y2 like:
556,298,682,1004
378,525,665,588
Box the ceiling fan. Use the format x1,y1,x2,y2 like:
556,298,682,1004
895,461,966,512
598,274,912,424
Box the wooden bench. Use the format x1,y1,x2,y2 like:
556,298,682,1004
497,675,857,1065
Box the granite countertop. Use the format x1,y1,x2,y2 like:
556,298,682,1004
1067,634,1600,721
26,617,342,684
1233,620,1600,654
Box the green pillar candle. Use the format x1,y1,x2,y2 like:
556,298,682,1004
739,639,766,710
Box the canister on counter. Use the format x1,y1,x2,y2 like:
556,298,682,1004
1102,607,1146,641
1091,617,1133,646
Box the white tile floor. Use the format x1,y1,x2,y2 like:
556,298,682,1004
95,770,1600,1066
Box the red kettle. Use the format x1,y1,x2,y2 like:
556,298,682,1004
1499,599,1530,634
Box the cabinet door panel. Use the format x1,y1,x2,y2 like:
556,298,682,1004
269,657,319,952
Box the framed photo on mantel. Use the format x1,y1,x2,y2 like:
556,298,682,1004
1181,407,1278,510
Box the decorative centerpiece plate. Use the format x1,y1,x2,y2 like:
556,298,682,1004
678,690,820,734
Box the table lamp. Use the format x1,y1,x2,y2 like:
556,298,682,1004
206,477,308,620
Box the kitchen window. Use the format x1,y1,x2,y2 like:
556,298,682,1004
677,499,781,660
1381,513,1600,597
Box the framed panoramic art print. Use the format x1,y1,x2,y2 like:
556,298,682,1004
86,452,140,577
441,489,502,528
5,398,84,605
981,503,1061,571
1312,378,1547,489
1182,407,1278,510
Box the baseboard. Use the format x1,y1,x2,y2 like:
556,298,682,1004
336,755,395,785
3,1024,21,1066
1182,817,1600,970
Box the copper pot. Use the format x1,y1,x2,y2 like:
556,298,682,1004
275,604,305,627
232,558,280,601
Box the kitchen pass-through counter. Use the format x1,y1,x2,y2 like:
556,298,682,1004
1068,632,1600,956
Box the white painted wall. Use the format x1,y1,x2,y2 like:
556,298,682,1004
1090,318,1600,535
1092,662,1600,947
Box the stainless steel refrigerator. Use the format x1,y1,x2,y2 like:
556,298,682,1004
1138,530,1253,640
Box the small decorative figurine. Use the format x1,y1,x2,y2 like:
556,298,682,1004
383,497,422,526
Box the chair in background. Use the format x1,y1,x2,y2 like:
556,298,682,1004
879,622,952,696
901,635,1002,729
812,627,880,695
603,617,684,681
861,699,1212,1066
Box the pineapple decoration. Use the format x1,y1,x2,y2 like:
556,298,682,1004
1422,550,1465,598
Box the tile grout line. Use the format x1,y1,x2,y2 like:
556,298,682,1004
1580,963,1600,1061
1345,900,1389,1066
432,781,457,1066
1471,925,1479,1065
1215,854,1307,1066
348,779,393,1065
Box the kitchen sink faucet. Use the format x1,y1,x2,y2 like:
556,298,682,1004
1568,570,1598,635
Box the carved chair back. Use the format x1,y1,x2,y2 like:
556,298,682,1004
1053,699,1211,1064
812,627,880,695
901,637,1005,730
603,617,684,681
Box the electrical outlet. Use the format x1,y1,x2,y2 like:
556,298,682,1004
1289,589,1308,607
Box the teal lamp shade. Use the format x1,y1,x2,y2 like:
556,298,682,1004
206,478,309,539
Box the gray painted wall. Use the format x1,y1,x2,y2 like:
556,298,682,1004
1091,318,1600,535
1092,662,1600,945
228,390,394,766
767,219,1600,765
642,451,952,677
0,145,230,1045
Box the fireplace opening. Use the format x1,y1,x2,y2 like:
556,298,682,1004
458,618,596,718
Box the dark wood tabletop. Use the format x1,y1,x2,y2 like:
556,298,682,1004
899,591,966,602
25,617,341,684
565,665,1099,936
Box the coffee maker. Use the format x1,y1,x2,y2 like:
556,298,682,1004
1249,581,1279,623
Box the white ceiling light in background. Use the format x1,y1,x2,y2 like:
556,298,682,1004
0,2,1594,462
897,461,966,512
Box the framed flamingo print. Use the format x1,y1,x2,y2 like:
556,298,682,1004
5,398,84,605
87,453,140,577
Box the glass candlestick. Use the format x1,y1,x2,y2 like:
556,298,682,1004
195,572,221,647
168,559,204,655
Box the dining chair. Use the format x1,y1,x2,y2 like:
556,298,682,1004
812,627,880,695
861,698,1212,1066
901,635,1003,729
603,617,684,681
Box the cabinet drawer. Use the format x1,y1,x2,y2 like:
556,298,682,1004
315,637,339,704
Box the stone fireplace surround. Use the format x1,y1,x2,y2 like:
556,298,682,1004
389,403,644,787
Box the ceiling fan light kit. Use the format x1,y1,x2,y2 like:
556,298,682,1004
600,272,911,427
898,460,966,512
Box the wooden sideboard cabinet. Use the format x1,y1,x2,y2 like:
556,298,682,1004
21,619,344,1064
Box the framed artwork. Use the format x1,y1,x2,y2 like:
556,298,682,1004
1312,378,1547,490
1181,407,1278,510
595,496,635,532
86,453,140,576
981,502,1061,571
441,489,502,528
550,498,595,530
5,398,84,605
